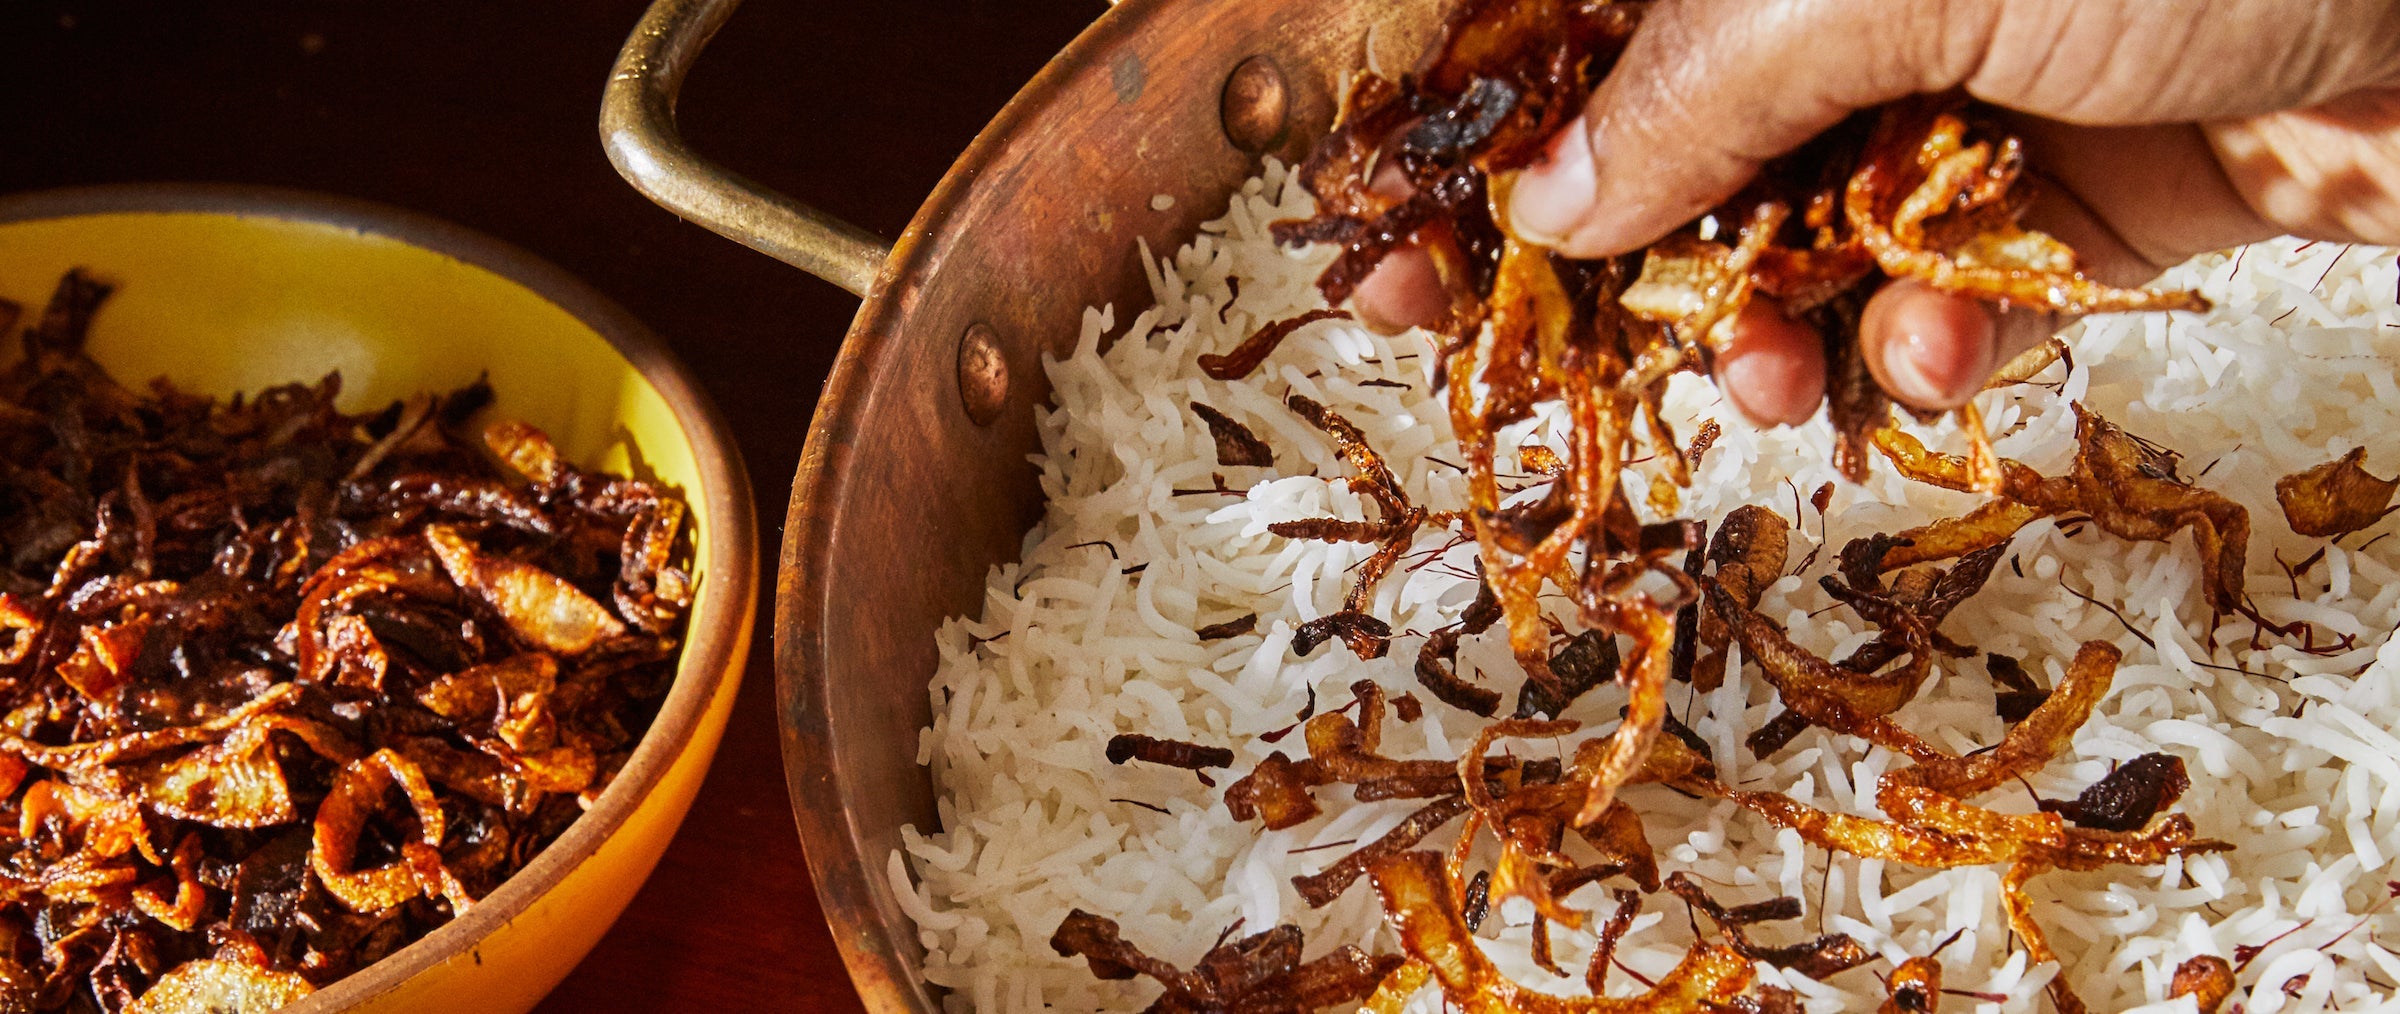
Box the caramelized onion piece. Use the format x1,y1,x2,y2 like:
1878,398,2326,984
1291,609,1393,660
1293,796,1471,907
1820,294,1891,483
1869,425,2059,571
417,653,561,744
1229,683,1576,837
1418,576,1505,716
1565,600,1673,825
1197,309,1352,381
1571,801,1660,893
1728,785,2227,871
1986,652,2050,723
486,419,566,487
57,615,149,702
1708,506,1790,583
1047,910,1398,1011
1878,641,2118,804
1268,518,1411,544
2037,752,2191,832
1191,402,1276,468
1986,338,2067,388
1047,909,1183,984
1224,751,1327,830
310,749,471,914
1,683,302,771
1517,627,1621,720
1196,613,1259,640
1830,544,2001,680
1582,889,1641,995
131,834,208,932
425,524,626,655
1491,813,1583,930
1878,953,1942,1014
1264,943,1409,1011
1621,201,1787,347
1706,581,1943,762
1369,850,1753,1013
1847,100,2209,316
1694,506,1789,691
1459,719,1578,817
124,960,312,1014
2062,406,2251,619
1878,406,2254,621
1273,394,1434,661
2169,955,2237,1014
1105,734,1235,773
21,779,162,866
2001,858,2086,1014
135,716,358,829
1361,959,1433,1014
1665,873,1873,981
2277,446,2399,538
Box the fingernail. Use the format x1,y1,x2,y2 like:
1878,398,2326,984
1872,286,2002,409
1509,115,1598,247
1880,326,1999,408
1880,329,1950,406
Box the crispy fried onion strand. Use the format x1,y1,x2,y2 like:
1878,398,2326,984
310,750,474,915
1876,404,2260,625
1369,850,1752,1013
1048,909,1399,1011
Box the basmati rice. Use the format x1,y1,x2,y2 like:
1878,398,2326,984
894,158,2400,1014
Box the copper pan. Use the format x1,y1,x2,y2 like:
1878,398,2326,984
603,0,1441,1007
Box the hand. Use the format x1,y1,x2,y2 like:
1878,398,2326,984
1356,0,2400,426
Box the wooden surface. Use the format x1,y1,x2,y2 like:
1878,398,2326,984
0,1,1096,1009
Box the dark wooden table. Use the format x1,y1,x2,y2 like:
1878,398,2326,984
0,0,1097,1009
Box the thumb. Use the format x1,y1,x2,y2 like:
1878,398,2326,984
1510,0,1996,257
1508,0,2400,259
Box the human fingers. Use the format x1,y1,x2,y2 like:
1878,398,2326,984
1857,129,2248,411
1860,281,2000,411
1714,296,1826,428
2006,119,2278,270
1352,246,1448,334
1510,0,1998,256
1510,0,2400,259
2207,87,2400,246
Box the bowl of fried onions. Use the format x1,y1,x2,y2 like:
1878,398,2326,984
0,184,756,1014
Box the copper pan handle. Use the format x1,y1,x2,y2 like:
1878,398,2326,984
602,0,889,297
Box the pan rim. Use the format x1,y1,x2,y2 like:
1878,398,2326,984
767,0,1196,1007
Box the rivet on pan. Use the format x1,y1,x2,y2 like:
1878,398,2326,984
1221,55,1289,154
957,323,1009,426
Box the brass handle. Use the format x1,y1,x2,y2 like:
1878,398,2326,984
602,0,890,297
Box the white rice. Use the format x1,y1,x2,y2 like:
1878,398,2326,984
893,157,2400,1014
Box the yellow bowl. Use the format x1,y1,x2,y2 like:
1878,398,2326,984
0,184,757,1014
